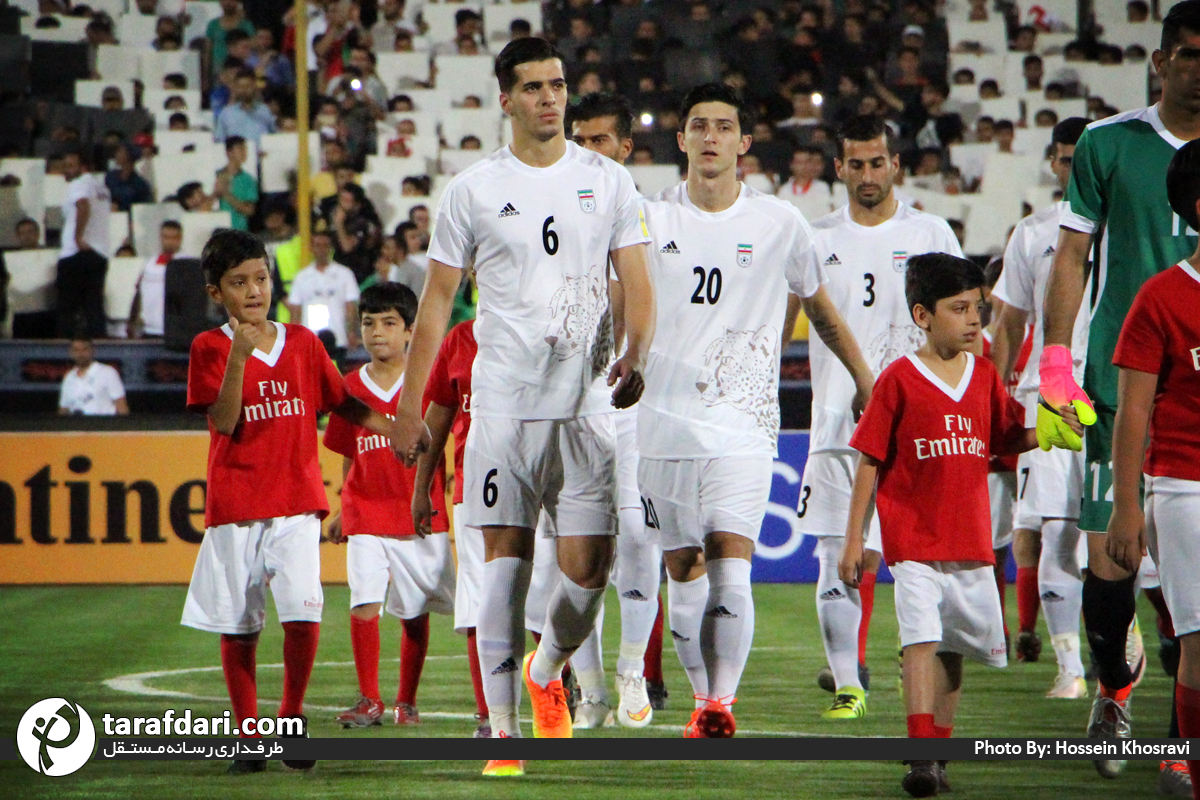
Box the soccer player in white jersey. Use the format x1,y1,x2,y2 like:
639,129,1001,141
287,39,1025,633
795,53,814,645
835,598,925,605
990,118,1093,700
801,114,964,721
566,91,666,729
390,38,655,744
639,83,874,738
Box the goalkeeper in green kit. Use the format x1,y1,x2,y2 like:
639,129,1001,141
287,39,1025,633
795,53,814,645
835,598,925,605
1038,1,1200,792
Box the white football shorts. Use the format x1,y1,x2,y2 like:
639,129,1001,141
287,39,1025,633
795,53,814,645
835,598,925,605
796,450,882,553
989,471,1017,549
347,532,455,620
452,504,485,633
637,455,773,551
1145,475,1200,633
181,513,324,635
1015,444,1084,522
891,559,1008,667
614,406,642,510
463,415,618,536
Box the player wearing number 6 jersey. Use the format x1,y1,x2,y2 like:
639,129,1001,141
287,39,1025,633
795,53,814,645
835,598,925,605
390,38,655,748
638,83,874,738
802,115,963,721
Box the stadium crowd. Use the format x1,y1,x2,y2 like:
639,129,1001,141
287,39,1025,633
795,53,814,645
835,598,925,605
0,0,1167,351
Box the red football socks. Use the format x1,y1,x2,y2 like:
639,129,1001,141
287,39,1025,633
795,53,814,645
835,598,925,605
644,594,665,684
350,614,381,701
907,713,936,738
466,628,489,718
397,614,430,707
1100,682,1133,704
858,571,877,665
279,621,319,718
1145,587,1177,640
220,634,259,737
1173,683,1200,800
933,724,953,738
1017,566,1040,633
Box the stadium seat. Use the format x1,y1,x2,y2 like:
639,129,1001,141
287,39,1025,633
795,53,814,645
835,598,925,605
84,0,129,17
74,78,138,108
109,210,131,257
4,248,59,327
364,155,431,186
1097,21,1161,51
1033,97,1089,123
960,194,1018,255
373,132,439,162
104,256,143,327
421,2,483,46
383,111,440,140
978,95,1021,125
258,131,321,194
440,107,503,150
1035,32,1077,55
946,19,1008,54
360,175,429,232
627,165,682,196
437,148,486,176
1074,63,1149,113
139,50,202,93
434,54,496,104
948,142,996,188
20,15,88,43
1013,127,1053,158
154,130,219,158
0,157,46,221
949,52,1008,89
152,145,223,200
483,3,543,46
95,44,142,83
131,203,230,261
115,13,158,48
143,89,204,123
182,2,224,47
403,88,454,115
375,52,433,92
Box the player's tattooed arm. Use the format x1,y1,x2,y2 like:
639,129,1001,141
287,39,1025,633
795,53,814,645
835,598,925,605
1042,228,1092,347
333,395,393,437
608,242,656,409
208,318,258,434
801,286,874,419
1106,367,1156,573
395,260,461,465
839,455,879,588
412,401,455,538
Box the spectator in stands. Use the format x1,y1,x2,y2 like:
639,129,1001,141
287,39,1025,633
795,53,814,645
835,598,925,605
393,29,415,53
388,94,414,112
127,219,182,339
105,142,152,212
1128,0,1150,23
259,204,303,321
979,79,1001,99
394,220,427,270
175,181,214,212
359,234,403,291
215,67,276,144
168,113,190,131
225,29,255,68
1098,45,1125,65
632,145,654,165
315,1,367,84
995,119,1015,153
1034,109,1059,128
1023,54,1044,92
739,152,776,193
327,46,388,114
777,146,832,220
210,57,244,118
213,136,258,231
313,140,354,205
1126,44,1148,61
1010,25,1037,53
975,115,996,144
408,204,430,245
400,175,430,196
256,28,294,90
86,16,118,47
55,149,111,339
207,0,255,80
779,91,823,130
371,0,414,53
101,86,125,112
459,135,482,150
58,337,128,415
14,218,41,250
285,229,361,349
327,182,381,284
434,9,486,57
511,19,533,40
156,32,182,52
137,0,159,13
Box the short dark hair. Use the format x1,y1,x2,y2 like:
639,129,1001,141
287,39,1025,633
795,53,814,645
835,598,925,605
1167,139,1200,231
1052,117,1088,147
160,219,182,232
359,282,419,327
567,92,634,140
15,216,37,230
678,83,754,133
201,229,268,286
225,135,246,152
984,255,1004,288
836,114,895,159
169,112,189,126
226,29,250,46
395,220,419,240
494,37,562,93
339,182,366,205
905,252,986,315
995,119,1015,132
1163,0,1200,54
1023,54,1043,66
311,228,333,242
164,72,187,88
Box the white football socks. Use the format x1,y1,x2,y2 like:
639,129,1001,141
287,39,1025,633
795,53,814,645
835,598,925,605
523,535,560,634
702,558,755,704
667,573,710,708
1039,518,1085,677
529,575,606,688
615,506,661,675
814,536,864,690
570,600,607,698
479,557,533,737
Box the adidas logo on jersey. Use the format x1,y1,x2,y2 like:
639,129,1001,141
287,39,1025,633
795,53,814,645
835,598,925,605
824,253,842,265
819,587,846,601
660,240,680,254
706,605,738,619
621,589,650,601
498,203,520,218
1040,591,1065,602
490,657,518,675
670,629,691,642
1042,245,1056,257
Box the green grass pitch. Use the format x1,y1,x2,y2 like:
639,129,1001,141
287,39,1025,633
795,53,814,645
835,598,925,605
0,584,1175,799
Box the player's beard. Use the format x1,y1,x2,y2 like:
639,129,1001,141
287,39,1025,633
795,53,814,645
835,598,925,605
854,182,891,209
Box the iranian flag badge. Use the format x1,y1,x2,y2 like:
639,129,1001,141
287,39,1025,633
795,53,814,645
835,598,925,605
578,189,596,213
737,243,753,267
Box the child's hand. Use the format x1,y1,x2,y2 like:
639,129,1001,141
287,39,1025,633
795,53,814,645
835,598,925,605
411,492,433,539
229,317,263,359
1058,403,1084,436
1105,503,1147,574
838,540,864,588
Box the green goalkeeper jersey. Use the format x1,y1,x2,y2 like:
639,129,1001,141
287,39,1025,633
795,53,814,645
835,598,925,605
1065,105,1198,415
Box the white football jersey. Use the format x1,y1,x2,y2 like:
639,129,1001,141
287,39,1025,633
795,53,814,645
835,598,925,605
808,202,963,455
992,201,1089,405
428,142,649,420
638,182,820,459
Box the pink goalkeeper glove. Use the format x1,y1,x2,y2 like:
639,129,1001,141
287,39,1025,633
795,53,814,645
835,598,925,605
1038,344,1097,428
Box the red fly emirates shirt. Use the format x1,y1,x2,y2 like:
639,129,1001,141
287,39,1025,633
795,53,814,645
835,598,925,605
1113,261,1200,482
187,322,348,527
323,366,449,536
850,353,1028,565
422,320,475,505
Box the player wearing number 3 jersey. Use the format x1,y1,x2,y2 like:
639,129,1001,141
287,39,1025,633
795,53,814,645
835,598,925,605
390,38,655,751
638,83,873,738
